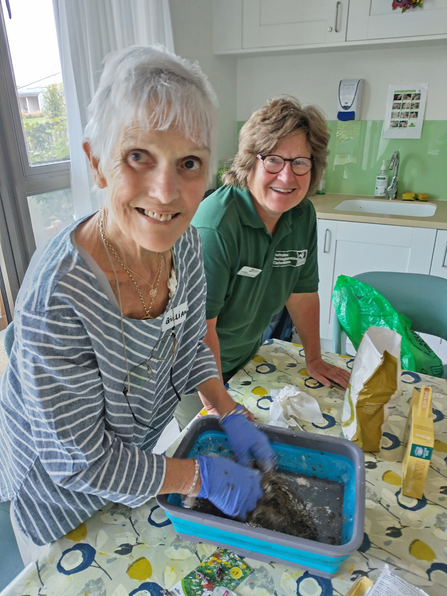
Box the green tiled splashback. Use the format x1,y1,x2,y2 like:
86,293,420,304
236,120,447,200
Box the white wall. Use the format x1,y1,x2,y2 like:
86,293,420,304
169,0,238,174
237,43,447,121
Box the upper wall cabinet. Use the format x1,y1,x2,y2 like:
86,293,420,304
347,0,447,41
213,0,348,52
242,0,348,49
213,0,243,52
213,0,447,54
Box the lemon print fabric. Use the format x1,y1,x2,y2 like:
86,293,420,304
252,386,268,397
382,470,402,486
127,557,153,580
409,539,436,562
65,522,87,542
252,355,266,363
434,439,447,453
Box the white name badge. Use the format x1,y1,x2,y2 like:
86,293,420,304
162,302,188,331
237,266,262,278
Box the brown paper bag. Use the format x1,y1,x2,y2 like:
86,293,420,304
402,386,434,499
341,326,402,451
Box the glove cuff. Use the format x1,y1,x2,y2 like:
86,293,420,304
220,404,248,425
183,458,200,509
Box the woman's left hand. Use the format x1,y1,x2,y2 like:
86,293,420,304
220,404,275,471
305,357,350,389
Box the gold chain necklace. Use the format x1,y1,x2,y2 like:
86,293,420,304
99,215,164,320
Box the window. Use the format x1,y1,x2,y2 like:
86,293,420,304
0,0,74,315
4,0,70,168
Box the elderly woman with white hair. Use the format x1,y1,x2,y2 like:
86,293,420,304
0,46,274,564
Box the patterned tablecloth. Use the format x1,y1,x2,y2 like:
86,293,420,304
3,339,447,596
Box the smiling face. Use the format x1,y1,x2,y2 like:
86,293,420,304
247,131,312,233
86,121,209,260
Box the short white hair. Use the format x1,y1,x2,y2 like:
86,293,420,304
84,45,218,174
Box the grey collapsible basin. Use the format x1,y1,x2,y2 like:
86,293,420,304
157,416,365,577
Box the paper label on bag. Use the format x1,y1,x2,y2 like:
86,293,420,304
410,444,433,460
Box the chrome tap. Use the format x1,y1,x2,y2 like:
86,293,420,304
386,150,400,200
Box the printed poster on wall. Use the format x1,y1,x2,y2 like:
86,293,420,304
383,83,428,139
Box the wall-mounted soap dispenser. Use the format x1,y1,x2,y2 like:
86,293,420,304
337,79,363,121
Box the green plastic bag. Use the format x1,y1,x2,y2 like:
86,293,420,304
332,275,443,377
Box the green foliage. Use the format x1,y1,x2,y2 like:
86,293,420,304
23,83,70,165
31,188,74,229
42,83,66,120
217,167,229,187
22,111,43,119
24,83,73,229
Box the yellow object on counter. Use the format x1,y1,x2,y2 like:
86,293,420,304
344,577,374,596
402,192,415,200
402,386,434,500
417,193,429,201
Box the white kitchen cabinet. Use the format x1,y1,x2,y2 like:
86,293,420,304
428,230,447,363
213,0,348,52
242,0,348,49
317,220,338,341
317,219,437,343
347,0,447,42
429,229,447,278
213,0,243,52
213,0,447,54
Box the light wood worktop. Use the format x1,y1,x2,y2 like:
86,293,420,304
310,194,447,230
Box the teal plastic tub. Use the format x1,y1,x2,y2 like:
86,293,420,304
157,417,365,578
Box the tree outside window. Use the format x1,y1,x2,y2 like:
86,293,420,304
22,82,70,165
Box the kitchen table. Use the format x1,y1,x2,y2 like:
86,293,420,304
3,339,447,596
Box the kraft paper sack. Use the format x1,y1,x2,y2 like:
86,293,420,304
341,326,402,452
401,385,434,500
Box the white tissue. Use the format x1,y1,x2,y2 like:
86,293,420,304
268,384,325,428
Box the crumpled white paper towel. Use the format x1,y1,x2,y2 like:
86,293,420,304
268,384,325,428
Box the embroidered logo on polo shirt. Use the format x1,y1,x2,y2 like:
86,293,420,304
273,250,307,267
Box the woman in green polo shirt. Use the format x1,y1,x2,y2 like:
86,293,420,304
175,96,350,428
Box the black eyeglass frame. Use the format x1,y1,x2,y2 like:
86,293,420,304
257,154,314,176
122,301,182,431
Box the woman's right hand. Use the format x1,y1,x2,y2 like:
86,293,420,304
196,455,262,520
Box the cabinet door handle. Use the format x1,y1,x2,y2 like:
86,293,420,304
323,229,331,253
335,1,341,33
442,243,447,268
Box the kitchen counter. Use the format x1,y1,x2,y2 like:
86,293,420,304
310,194,447,230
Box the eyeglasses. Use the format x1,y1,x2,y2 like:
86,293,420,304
123,312,182,430
257,154,313,176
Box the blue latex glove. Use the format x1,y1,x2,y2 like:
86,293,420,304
196,455,262,520
220,405,276,471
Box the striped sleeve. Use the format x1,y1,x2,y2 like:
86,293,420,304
175,228,219,395
18,304,166,505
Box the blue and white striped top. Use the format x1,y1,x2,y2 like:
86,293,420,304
0,218,218,545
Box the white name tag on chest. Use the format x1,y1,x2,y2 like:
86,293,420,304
237,266,262,278
162,302,188,331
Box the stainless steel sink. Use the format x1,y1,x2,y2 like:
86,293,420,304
334,199,436,217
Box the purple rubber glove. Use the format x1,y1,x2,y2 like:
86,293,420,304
196,455,262,520
221,405,276,471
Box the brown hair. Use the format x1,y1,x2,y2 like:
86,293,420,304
223,96,329,197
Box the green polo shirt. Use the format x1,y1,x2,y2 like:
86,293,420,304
192,185,319,378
